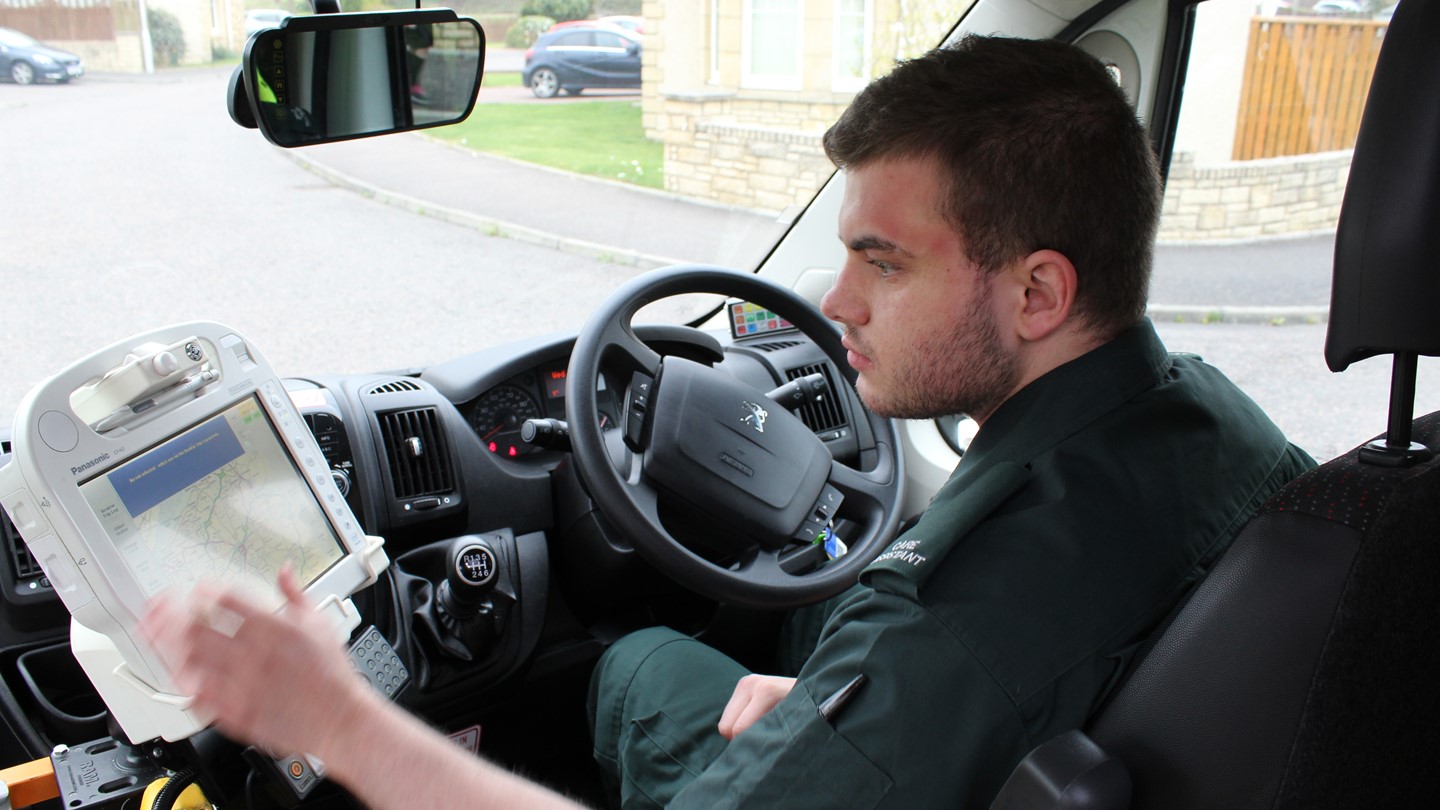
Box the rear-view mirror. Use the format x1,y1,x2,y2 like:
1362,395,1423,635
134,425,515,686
237,8,484,148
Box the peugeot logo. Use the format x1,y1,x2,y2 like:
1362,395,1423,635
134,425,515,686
741,401,768,433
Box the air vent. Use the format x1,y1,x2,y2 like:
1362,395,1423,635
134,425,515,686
2,509,41,580
1,438,10,454
366,379,422,396
749,340,804,352
786,363,847,433
377,408,454,499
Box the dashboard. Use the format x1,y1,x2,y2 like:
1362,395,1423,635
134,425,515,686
0,319,874,773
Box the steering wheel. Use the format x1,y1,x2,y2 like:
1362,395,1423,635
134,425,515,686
566,265,904,609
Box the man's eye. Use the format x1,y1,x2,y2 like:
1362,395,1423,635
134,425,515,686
871,260,896,276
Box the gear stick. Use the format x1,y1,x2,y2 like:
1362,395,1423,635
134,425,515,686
422,535,506,664
393,531,519,691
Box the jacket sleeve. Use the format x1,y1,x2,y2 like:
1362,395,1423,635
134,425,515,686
670,589,1032,809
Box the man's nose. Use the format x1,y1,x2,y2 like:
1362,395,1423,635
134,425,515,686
820,262,866,326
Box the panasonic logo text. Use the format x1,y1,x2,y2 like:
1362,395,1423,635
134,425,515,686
71,453,111,476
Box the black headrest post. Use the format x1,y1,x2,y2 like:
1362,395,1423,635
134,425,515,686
1359,351,1433,467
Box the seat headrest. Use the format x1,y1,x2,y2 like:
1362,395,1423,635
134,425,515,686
1326,0,1440,372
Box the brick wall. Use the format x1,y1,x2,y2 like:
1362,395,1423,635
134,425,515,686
1159,150,1351,241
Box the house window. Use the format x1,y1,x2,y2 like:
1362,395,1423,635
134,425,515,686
743,0,803,90
833,0,871,91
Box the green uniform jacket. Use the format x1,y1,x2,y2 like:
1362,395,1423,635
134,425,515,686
669,319,1314,808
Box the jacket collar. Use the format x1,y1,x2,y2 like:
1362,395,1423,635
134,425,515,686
949,318,1172,488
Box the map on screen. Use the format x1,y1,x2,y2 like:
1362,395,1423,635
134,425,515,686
79,396,344,605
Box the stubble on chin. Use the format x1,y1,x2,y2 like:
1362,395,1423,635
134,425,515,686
846,310,1019,423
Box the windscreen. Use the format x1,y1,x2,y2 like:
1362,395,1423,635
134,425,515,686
79,396,345,604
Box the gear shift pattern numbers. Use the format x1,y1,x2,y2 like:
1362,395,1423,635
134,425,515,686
457,545,496,588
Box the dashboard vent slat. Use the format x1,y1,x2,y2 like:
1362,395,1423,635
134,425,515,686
749,340,803,352
366,379,422,396
2,508,41,580
786,364,847,434
0,447,36,582
377,408,455,499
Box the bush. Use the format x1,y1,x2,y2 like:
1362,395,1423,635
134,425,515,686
148,8,186,66
595,0,640,14
505,15,555,48
475,13,518,45
456,0,526,11
519,0,591,23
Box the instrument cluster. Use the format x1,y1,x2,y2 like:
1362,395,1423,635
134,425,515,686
465,362,618,458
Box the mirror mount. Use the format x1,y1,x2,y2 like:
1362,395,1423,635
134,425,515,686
227,0,344,131
227,66,256,129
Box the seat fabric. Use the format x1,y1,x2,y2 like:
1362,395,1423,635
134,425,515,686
1082,412,1440,809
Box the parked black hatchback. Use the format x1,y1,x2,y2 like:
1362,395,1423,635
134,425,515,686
0,27,82,85
522,26,640,99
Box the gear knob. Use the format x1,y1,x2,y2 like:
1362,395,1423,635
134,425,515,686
438,536,499,617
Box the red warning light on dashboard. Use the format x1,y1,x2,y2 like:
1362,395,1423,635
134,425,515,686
546,368,567,400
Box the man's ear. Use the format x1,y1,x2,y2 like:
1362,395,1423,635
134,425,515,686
1011,249,1077,341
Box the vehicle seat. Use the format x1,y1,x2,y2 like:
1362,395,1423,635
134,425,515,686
991,0,1440,806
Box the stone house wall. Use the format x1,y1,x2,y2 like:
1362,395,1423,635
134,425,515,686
655,95,844,214
49,33,143,71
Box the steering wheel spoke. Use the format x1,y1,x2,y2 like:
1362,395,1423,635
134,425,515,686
598,316,662,378
622,469,662,524
827,452,898,510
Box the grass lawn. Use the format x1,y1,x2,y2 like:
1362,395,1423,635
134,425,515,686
438,92,662,189
481,71,522,88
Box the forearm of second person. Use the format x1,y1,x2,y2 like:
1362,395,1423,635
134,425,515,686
315,683,586,810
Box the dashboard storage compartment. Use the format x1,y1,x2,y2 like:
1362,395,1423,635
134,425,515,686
16,642,107,744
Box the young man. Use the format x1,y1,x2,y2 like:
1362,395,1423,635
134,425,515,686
586,35,1312,808
142,35,1312,809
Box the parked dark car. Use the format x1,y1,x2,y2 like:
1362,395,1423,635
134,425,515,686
0,27,82,85
522,26,640,99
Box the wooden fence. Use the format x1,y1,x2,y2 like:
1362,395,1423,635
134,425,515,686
0,0,120,40
1233,16,1388,161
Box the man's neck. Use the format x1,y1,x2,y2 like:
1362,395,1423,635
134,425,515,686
973,322,1109,428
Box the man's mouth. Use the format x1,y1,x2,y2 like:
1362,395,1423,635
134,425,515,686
842,332,872,371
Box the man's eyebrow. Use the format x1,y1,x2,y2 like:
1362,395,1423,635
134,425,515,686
846,235,911,255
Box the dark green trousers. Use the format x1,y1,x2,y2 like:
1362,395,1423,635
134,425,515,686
586,589,853,807
587,626,749,809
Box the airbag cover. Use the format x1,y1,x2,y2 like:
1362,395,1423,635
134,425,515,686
647,358,831,543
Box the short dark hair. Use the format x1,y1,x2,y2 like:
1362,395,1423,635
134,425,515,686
823,35,1161,338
